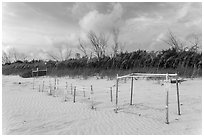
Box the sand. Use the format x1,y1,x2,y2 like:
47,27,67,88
2,75,202,135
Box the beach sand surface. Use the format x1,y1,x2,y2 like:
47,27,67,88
2,75,202,135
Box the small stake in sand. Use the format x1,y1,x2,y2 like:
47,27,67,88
56,79,58,90
71,84,73,95
42,81,44,92
110,87,113,102
39,85,41,92
66,81,69,95
66,82,68,90
49,86,52,95
54,78,56,90
176,76,181,115
90,85,95,109
83,87,85,97
48,80,52,95
115,74,119,113
64,83,68,102
166,89,169,124
73,86,76,103
53,78,57,97
165,74,169,124
130,77,134,105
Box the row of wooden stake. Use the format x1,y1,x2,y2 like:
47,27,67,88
33,78,100,110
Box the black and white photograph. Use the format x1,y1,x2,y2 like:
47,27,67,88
2,1,202,135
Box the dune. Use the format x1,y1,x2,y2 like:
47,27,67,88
2,75,202,135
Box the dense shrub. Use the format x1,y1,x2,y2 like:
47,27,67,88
20,70,32,78
2,47,202,78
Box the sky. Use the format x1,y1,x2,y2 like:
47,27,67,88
2,2,202,60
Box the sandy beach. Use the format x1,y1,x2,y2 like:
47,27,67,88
2,75,202,135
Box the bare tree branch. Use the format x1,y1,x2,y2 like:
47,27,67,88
87,30,108,59
78,38,88,57
47,51,60,61
47,42,72,61
65,48,72,60
2,51,11,64
163,31,182,51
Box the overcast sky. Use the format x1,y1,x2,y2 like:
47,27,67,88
2,2,202,60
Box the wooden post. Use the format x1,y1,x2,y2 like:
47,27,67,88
37,67,38,77
54,78,56,90
71,84,73,95
66,82,68,89
165,74,169,124
176,75,181,115
49,86,52,95
42,81,44,92
48,79,51,95
130,77,134,105
39,85,40,92
91,85,94,109
115,74,119,113
32,71,34,90
83,88,85,97
166,89,169,124
56,78,58,90
110,87,113,102
73,86,76,103
66,82,69,95
64,82,67,101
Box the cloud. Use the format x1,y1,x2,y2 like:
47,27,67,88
176,3,191,20
79,3,123,34
71,3,95,19
2,2,202,60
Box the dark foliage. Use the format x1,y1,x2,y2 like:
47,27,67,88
2,47,202,78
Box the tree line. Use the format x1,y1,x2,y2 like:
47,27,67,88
2,31,202,78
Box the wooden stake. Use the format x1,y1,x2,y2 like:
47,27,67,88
71,84,73,95
37,67,38,77
110,87,113,102
176,76,181,115
73,86,76,103
42,81,44,92
56,78,58,90
83,88,85,97
32,71,34,90
39,85,40,92
130,77,134,105
115,74,119,113
91,85,94,109
54,78,56,90
50,87,52,95
166,90,169,124
66,82,69,95
66,82,68,89
165,74,169,124
49,79,52,95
